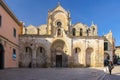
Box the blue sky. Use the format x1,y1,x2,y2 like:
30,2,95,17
5,0,120,46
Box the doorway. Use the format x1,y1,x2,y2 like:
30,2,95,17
86,48,93,67
86,53,91,67
56,55,62,67
0,43,4,69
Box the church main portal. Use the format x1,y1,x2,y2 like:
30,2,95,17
51,40,68,67
56,55,62,67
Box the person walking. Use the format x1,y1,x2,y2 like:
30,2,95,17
108,61,114,75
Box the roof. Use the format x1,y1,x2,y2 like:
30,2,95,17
49,3,68,15
116,46,120,48
0,0,21,26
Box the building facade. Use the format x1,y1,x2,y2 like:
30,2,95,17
115,46,120,58
0,0,22,69
19,4,115,68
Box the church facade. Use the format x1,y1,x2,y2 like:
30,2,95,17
19,4,115,68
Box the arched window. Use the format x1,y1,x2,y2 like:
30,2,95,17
40,47,44,53
57,29,61,36
12,49,16,60
37,28,40,35
93,28,95,31
75,48,78,53
80,28,83,36
104,42,108,51
25,47,31,53
86,29,89,36
13,28,16,37
72,28,76,36
36,46,46,67
93,28,95,35
75,48,81,54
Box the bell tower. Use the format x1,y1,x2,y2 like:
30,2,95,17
47,3,71,35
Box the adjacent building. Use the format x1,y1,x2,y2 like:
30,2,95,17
0,0,22,69
115,46,120,58
19,4,115,68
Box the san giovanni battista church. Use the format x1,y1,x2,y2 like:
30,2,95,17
19,4,115,68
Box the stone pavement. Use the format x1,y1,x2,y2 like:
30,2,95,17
103,65,120,80
0,68,105,80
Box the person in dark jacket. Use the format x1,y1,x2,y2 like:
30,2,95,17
108,61,114,75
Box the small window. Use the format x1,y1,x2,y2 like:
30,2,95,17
104,42,108,51
0,16,1,27
93,28,95,31
12,49,16,60
80,28,83,36
75,48,78,53
86,29,89,36
37,28,40,34
40,47,43,53
57,29,61,36
26,47,29,52
72,28,76,36
13,28,16,37
93,28,95,35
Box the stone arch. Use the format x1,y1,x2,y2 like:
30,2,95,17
22,46,32,68
73,47,81,66
104,52,110,60
36,46,46,67
51,11,68,31
86,47,93,67
104,52,110,66
23,46,32,68
0,43,4,69
51,39,68,67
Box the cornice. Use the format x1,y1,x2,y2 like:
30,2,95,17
0,0,20,26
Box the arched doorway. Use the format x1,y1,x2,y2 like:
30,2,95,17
73,47,81,65
86,47,93,67
23,47,32,68
51,40,68,67
56,52,62,67
0,43,4,69
104,53,110,60
36,46,46,67
104,53,110,66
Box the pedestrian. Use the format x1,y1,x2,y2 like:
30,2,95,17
108,61,114,75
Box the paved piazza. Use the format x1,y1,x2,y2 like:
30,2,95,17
103,66,120,80
0,68,105,80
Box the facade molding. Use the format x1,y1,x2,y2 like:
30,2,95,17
0,35,19,48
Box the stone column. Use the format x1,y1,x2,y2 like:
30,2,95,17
84,40,87,67
46,50,51,68
68,39,74,67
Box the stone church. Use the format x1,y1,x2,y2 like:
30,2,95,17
19,4,115,68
